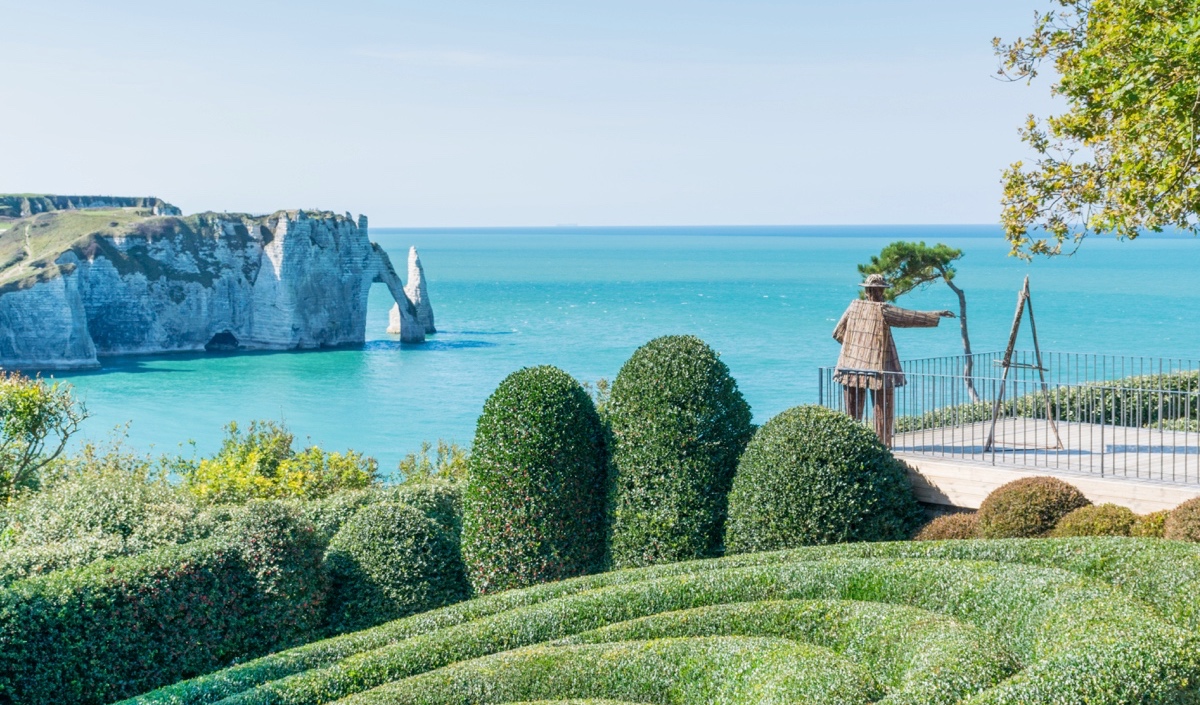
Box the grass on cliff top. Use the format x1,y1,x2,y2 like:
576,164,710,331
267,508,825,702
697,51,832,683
0,208,152,289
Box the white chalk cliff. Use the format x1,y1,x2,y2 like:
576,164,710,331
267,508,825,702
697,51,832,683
0,204,432,369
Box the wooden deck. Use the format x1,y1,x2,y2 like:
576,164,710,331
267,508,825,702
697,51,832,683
893,418,1200,512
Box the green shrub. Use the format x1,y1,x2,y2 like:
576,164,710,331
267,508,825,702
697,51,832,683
324,501,469,634
386,478,463,539
976,477,1092,538
124,541,1200,705
1133,510,1170,538
1165,497,1200,542
297,489,377,543
462,366,608,594
606,335,753,568
0,371,87,500
0,502,328,705
1051,503,1138,537
2,441,201,550
184,420,378,504
215,500,328,643
397,440,469,484
914,512,978,541
724,406,922,553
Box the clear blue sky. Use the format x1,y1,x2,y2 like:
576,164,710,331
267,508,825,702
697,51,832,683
2,1,1056,226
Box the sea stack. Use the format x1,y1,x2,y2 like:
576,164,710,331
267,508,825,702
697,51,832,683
405,246,435,334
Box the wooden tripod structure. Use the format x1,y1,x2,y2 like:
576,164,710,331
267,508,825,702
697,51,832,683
984,276,1063,452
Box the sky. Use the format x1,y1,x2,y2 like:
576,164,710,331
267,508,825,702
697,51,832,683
1,1,1059,226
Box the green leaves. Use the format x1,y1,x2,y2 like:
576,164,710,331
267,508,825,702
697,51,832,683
462,365,608,594
605,335,754,569
0,372,87,500
997,0,1200,257
856,241,962,301
724,405,923,553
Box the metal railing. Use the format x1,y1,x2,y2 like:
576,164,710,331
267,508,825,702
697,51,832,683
818,351,1200,484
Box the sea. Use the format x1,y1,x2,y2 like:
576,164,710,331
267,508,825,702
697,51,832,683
46,225,1200,476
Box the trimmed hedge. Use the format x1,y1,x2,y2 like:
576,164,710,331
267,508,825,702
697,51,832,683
1165,497,1200,542
462,366,608,594
914,512,978,541
976,477,1092,538
342,637,879,704
124,538,1200,705
1051,503,1138,537
606,335,753,568
324,501,469,634
0,500,328,705
725,405,922,552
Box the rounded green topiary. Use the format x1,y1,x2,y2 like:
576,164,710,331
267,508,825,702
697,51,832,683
975,477,1092,539
1164,497,1200,542
461,366,608,594
606,335,754,568
1050,503,1138,537
724,405,923,553
387,478,463,539
914,512,979,541
217,500,328,650
1132,510,1170,538
324,501,469,633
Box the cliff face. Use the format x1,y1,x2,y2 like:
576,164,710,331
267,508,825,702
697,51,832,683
0,206,428,369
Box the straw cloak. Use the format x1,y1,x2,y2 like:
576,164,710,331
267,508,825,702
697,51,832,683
832,300,944,389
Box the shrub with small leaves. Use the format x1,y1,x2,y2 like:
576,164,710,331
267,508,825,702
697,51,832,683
1051,503,1138,537
215,500,328,647
387,478,463,539
462,366,608,594
915,512,979,541
976,477,1092,538
324,501,469,634
1133,510,1170,539
725,405,923,552
1164,497,1200,542
607,336,754,568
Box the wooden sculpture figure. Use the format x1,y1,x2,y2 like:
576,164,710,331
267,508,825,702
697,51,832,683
832,273,954,445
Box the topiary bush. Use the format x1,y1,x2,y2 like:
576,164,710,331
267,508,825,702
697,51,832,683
606,335,753,568
213,500,328,648
1051,503,1138,537
324,501,469,634
724,405,922,552
1164,497,1200,542
387,478,463,539
914,512,979,541
1133,510,1170,538
462,366,608,594
975,477,1092,538
0,503,328,705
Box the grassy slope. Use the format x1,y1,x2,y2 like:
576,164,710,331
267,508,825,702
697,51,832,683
0,208,154,290
123,537,1200,705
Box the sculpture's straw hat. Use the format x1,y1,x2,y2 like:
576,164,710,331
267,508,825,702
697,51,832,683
860,274,889,288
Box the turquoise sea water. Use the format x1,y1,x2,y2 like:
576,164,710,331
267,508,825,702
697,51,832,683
49,225,1200,475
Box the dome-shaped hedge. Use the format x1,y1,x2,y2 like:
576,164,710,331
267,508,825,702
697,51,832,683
606,336,754,568
324,501,469,633
461,366,608,594
914,512,979,541
975,477,1091,538
724,405,922,553
1050,503,1137,537
1165,497,1200,542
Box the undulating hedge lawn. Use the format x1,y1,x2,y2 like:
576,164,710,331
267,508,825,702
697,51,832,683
123,536,1200,705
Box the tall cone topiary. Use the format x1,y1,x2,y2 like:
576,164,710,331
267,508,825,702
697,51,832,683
462,366,608,594
606,335,754,569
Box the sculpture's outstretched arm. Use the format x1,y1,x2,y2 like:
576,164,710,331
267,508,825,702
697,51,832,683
882,305,952,328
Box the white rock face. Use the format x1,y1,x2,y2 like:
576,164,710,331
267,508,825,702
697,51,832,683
389,246,435,336
0,210,430,369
